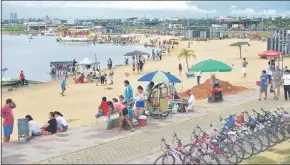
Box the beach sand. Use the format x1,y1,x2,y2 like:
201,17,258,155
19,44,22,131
2,36,288,141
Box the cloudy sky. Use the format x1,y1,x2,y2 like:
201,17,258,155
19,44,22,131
2,1,290,19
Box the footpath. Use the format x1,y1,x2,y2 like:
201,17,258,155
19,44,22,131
2,89,289,164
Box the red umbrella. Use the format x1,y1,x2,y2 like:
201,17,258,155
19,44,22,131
258,50,282,57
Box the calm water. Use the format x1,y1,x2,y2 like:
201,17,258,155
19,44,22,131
2,35,152,82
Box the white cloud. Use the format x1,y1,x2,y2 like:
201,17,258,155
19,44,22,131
230,5,237,9
230,7,276,16
3,1,216,13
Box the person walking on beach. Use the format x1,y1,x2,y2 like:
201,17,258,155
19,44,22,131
1,99,15,143
19,70,25,85
72,59,77,77
197,71,202,85
178,63,182,76
259,70,269,101
272,69,282,100
281,70,290,101
242,58,248,78
108,69,114,85
124,80,133,104
107,58,112,70
60,76,69,96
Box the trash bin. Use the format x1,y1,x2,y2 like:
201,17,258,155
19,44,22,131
17,118,30,143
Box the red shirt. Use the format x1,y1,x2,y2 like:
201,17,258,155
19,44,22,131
99,101,108,116
20,72,25,79
1,105,14,125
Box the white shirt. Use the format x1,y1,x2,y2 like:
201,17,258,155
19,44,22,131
197,71,201,76
135,93,145,102
282,74,290,85
188,94,195,107
267,68,273,75
28,120,41,134
56,116,68,126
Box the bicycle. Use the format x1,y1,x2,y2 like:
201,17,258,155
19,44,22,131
153,137,207,165
183,126,238,164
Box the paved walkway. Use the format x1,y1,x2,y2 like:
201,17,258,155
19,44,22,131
2,89,289,164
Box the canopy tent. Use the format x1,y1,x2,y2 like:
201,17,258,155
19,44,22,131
78,57,93,66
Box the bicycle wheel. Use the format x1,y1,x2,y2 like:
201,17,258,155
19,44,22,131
276,126,286,142
183,144,201,156
217,146,238,164
229,143,245,163
265,127,278,146
283,124,290,139
183,155,208,165
200,153,221,165
246,134,263,155
255,132,270,152
153,153,175,165
234,138,254,160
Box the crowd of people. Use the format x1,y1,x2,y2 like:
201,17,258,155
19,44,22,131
1,98,68,143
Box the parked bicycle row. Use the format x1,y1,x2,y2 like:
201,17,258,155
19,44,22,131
153,107,290,165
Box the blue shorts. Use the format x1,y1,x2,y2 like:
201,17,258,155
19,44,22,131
3,125,13,137
136,101,144,108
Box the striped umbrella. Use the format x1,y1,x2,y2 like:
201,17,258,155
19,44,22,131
138,70,181,83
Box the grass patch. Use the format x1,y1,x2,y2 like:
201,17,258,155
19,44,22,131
247,156,277,164
280,156,290,164
267,147,277,152
275,148,290,155
2,25,26,32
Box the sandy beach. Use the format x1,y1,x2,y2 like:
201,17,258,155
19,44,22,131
3,35,288,141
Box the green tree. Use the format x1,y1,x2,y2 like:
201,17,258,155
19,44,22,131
178,48,196,72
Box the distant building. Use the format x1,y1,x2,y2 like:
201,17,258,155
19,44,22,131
10,13,14,21
267,29,290,55
51,19,61,25
184,26,225,39
66,19,75,25
13,13,17,21
43,15,51,24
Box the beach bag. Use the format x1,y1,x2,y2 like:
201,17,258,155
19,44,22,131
109,113,119,120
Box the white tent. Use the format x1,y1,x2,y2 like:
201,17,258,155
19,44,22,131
79,57,93,66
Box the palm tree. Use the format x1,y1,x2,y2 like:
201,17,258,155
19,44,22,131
178,48,196,72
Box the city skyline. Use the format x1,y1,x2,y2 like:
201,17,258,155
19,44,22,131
3,1,290,19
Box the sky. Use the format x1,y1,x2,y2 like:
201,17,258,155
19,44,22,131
2,1,290,19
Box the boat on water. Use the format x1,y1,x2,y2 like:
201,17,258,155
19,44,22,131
1,68,21,87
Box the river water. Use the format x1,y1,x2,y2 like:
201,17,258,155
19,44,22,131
2,35,152,82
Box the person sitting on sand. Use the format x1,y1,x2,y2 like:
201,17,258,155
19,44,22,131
54,111,68,132
108,100,134,132
96,97,108,118
185,90,195,112
25,115,41,137
75,73,85,84
41,112,57,134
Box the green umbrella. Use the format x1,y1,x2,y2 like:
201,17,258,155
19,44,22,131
189,59,232,72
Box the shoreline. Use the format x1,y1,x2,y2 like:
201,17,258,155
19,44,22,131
3,36,280,141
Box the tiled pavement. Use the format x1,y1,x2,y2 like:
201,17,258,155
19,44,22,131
2,89,290,164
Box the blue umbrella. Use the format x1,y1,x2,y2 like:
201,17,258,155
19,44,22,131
138,70,181,83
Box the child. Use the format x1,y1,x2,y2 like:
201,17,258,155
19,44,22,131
54,111,68,132
119,95,125,105
96,97,108,118
41,112,57,134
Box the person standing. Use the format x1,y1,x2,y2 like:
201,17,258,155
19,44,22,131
108,69,114,85
107,58,112,70
72,59,77,77
60,76,69,96
272,69,282,100
19,70,25,85
1,99,15,143
242,58,248,78
196,71,202,85
259,70,269,101
124,80,133,104
178,63,182,76
281,70,290,101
